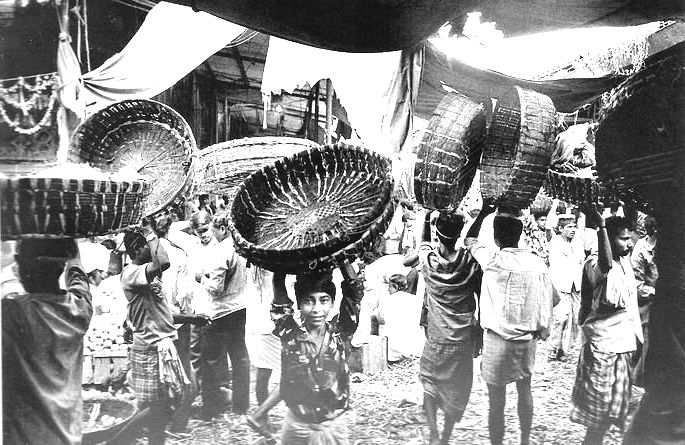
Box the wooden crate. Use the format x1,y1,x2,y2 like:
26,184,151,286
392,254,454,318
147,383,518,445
348,335,388,375
84,351,129,386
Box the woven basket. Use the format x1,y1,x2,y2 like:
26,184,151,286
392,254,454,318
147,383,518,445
198,137,320,198
595,43,685,201
481,86,557,209
68,99,196,217
414,92,485,210
1,175,149,240
82,397,137,445
229,143,395,274
545,170,608,205
529,187,552,214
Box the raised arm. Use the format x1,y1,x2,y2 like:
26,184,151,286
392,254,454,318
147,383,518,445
582,203,612,274
339,272,364,338
404,210,432,267
141,226,170,282
271,272,297,337
465,201,497,239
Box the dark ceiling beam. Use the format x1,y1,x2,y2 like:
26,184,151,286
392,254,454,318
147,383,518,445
215,49,267,65
231,47,251,89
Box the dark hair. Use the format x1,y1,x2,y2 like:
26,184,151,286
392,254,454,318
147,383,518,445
14,239,72,290
388,273,407,292
154,214,173,237
212,211,230,229
532,209,548,219
294,271,336,305
493,216,523,247
190,210,212,230
435,212,465,240
123,231,146,258
605,216,632,241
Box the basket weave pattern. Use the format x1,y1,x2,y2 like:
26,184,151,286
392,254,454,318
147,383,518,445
230,143,395,274
545,170,608,205
69,99,196,217
1,176,149,239
414,92,485,210
198,137,320,197
596,47,685,199
481,86,557,209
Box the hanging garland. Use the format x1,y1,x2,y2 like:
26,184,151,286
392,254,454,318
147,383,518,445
0,73,58,135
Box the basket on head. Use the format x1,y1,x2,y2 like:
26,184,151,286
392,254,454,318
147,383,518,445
595,41,685,204
229,143,395,274
481,86,557,210
414,92,485,210
68,99,196,217
197,137,321,202
1,171,149,240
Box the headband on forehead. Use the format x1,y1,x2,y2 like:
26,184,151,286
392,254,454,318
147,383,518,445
294,271,336,301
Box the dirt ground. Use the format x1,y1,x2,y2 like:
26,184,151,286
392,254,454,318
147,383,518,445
139,339,639,445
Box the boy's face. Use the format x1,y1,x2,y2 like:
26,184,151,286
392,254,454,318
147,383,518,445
194,222,214,246
535,216,547,230
611,228,634,257
212,224,229,243
560,222,577,241
299,291,334,330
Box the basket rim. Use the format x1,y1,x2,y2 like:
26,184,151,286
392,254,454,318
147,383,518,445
68,99,197,217
229,142,394,265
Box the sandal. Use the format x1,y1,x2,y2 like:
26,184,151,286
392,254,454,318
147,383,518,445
246,416,274,439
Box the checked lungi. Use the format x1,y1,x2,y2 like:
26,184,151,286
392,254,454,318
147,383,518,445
481,329,536,386
570,341,634,429
131,345,166,404
280,409,352,445
420,339,474,419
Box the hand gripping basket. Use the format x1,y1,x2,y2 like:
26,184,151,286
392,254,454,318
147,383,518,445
481,86,557,209
595,42,685,203
197,137,320,198
414,92,485,210
229,143,396,274
1,174,149,240
68,99,197,217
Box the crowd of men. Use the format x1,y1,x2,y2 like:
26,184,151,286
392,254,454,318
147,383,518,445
1,192,658,445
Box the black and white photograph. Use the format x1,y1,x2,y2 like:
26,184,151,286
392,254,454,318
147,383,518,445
1,1,683,444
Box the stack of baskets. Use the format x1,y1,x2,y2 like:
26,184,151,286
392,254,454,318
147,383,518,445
413,92,486,210
480,86,557,209
69,99,197,217
229,143,395,274
197,137,320,200
1,166,149,240
595,41,685,206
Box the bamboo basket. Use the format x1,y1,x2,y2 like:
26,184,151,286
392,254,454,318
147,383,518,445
229,143,395,274
414,92,485,210
197,137,320,199
68,99,197,217
481,86,557,209
1,175,149,240
595,42,685,201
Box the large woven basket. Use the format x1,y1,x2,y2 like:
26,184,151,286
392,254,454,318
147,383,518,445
82,397,137,445
545,170,607,205
68,99,196,217
197,137,320,198
595,42,685,201
1,175,149,240
414,92,485,210
229,143,395,274
481,86,557,209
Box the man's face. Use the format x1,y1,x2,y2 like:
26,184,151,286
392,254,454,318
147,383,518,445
644,219,657,237
137,244,152,263
535,216,547,230
560,222,577,241
298,292,333,330
194,222,214,246
612,228,634,257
